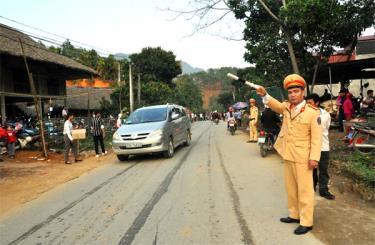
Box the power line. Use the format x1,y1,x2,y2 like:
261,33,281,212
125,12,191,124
0,15,116,56
0,22,113,58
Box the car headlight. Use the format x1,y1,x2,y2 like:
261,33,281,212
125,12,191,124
113,132,122,141
149,129,163,138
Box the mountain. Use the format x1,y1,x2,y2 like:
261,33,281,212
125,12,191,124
113,53,129,60
181,61,204,74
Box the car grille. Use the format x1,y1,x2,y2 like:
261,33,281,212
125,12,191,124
121,133,150,141
119,144,152,150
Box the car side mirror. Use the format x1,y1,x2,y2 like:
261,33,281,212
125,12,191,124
171,113,179,121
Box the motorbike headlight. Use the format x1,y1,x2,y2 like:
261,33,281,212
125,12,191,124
149,129,163,138
26,136,33,142
113,132,122,141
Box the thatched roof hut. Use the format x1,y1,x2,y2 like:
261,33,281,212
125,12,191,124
0,24,98,122
0,24,97,79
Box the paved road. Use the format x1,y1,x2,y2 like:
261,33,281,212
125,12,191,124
0,121,324,245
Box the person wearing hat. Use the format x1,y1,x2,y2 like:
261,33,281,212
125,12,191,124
256,74,322,235
247,98,258,143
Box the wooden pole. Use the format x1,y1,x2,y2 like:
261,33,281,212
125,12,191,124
19,39,48,158
137,72,141,105
129,64,134,112
118,62,122,112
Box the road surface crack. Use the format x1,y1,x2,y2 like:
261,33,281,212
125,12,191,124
118,125,210,245
215,143,255,245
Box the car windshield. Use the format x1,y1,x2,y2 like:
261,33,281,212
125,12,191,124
125,108,167,124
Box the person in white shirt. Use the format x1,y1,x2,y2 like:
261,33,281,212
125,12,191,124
63,113,81,164
62,106,68,119
116,113,123,128
306,93,335,200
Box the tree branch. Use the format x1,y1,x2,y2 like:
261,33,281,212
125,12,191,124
257,0,282,24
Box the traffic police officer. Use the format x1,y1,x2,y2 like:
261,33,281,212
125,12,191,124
256,74,322,235
248,98,258,143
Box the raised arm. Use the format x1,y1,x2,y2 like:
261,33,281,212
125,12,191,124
256,86,286,114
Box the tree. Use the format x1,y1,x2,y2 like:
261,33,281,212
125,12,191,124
229,0,375,83
141,82,174,105
97,54,117,81
129,47,182,84
174,75,203,112
174,0,375,87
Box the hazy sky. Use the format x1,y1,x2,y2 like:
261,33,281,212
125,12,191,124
1,0,373,70
0,0,248,69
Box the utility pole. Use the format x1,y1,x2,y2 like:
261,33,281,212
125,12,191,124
19,39,48,159
118,62,122,112
137,72,141,105
129,63,134,113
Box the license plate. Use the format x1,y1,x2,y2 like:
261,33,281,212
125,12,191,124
347,132,354,139
125,142,142,148
258,137,266,143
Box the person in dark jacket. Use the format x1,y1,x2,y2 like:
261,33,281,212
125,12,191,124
260,105,281,143
91,112,107,157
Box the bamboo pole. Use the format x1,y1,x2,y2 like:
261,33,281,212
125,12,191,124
19,39,48,158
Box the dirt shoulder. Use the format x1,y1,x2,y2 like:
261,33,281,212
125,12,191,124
0,150,113,216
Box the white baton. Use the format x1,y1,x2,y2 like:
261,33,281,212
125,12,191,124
227,73,260,89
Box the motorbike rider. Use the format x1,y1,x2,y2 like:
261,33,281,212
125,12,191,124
212,110,220,122
226,107,236,129
260,105,281,144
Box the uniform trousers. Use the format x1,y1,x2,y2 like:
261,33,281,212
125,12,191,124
284,160,314,227
249,121,258,141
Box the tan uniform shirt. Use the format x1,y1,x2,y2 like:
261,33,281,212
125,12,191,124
266,96,322,164
249,106,258,124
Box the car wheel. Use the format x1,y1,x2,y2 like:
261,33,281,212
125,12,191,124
163,138,174,158
184,131,191,146
117,155,129,161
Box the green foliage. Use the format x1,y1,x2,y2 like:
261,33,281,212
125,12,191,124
141,82,174,105
129,47,182,84
174,75,203,112
342,153,375,186
208,97,225,112
49,40,127,81
228,0,375,83
189,67,238,88
217,92,234,109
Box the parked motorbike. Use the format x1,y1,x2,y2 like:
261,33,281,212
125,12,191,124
16,127,40,150
228,119,236,135
258,130,275,157
347,123,375,155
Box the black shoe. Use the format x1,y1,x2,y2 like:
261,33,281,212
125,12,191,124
65,161,72,164
280,217,300,223
320,191,335,200
294,225,313,235
75,158,82,162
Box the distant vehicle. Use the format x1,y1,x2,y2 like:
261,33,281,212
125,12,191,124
258,130,276,157
112,104,192,161
228,119,236,135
